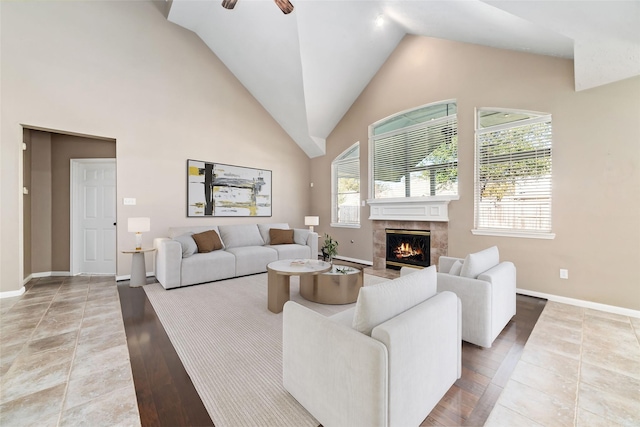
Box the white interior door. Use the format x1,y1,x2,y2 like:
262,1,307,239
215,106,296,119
71,159,116,275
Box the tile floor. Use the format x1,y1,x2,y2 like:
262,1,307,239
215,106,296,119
486,301,640,427
1,276,639,426
0,276,139,426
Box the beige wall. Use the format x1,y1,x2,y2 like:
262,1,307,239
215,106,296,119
0,1,311,291
311,35,640,311
22,130,32,278
51,133,116,272
30,131,53,274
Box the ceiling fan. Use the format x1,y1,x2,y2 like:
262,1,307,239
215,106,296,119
222,0,294,14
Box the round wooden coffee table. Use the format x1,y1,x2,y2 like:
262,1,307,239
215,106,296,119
267,259,332,313
299,265,363,304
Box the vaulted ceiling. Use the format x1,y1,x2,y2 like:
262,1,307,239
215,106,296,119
167,0,640,158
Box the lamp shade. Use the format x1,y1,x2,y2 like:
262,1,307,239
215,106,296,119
304,216,319,226
128,217,150,233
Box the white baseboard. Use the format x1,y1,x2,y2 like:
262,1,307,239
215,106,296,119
0,286,26,299
31,271,71,278
22,271,70,286
333,255,373,266
517,288,640,319
116,272,154,282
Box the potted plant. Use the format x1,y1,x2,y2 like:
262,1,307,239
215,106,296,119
321,233,338,263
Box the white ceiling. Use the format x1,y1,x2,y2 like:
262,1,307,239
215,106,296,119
168,0,640,158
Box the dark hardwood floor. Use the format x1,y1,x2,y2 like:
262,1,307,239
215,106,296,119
118,279,546,427
118,281,214,427
424,294,547,426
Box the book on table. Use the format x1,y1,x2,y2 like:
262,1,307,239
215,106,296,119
290,259,324,267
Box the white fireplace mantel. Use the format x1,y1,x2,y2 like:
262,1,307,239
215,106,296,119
367,196,459,222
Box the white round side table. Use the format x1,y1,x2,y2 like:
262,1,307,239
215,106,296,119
122,248,156,287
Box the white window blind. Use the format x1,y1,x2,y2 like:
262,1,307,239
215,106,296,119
371,101,458,199
332,143,360,226
475,110,553,236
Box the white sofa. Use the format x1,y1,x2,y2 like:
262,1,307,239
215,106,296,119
437,246,516,348
283,266,461,427
154,223,317,289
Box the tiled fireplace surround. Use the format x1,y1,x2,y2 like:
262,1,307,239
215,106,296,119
368,196,453,270
372,220,448,270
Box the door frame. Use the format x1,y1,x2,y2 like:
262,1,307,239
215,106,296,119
70,158,117,275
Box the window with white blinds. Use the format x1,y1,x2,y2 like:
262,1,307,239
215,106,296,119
474,109,554,238
331,143,360,227
370,101,458,199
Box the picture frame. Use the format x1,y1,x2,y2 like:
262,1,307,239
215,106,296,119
187,159,272,217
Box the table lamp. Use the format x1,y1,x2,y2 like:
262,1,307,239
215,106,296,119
128,217,150,250
304,216,319,232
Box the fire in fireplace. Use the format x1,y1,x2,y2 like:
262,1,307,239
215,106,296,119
385,229,431,270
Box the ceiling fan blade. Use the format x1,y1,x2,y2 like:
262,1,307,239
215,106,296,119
221,0,238,10
274,0,294,14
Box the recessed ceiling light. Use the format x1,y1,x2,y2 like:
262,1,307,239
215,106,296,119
375,15,385,28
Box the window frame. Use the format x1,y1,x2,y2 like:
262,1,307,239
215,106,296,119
472,107,556,239
331,142,361,228
368,100,459,201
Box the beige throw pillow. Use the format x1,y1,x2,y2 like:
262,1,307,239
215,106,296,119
192,229,223,253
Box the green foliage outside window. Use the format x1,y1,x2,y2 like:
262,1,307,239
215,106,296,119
337,177,359,205
420,134,458,193
478,122,551,202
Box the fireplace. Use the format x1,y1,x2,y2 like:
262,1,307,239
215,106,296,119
385,229,431,270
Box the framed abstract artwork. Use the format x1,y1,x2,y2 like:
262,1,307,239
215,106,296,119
187,159,272,217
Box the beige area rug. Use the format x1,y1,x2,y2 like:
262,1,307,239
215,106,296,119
143,272,389,427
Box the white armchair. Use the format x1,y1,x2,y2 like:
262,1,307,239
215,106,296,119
437,246,516,348
282,266,461,427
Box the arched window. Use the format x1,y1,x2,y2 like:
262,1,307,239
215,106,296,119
473,108,554,238
369,100,458,199
331,142,360,227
